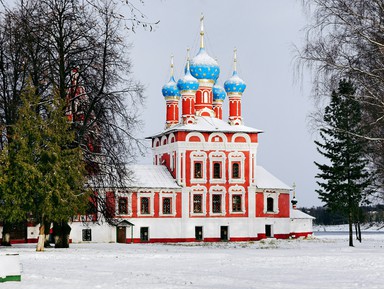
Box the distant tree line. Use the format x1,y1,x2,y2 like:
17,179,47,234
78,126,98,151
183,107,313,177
301,205,384,225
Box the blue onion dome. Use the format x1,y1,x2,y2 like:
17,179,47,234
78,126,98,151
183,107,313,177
177,52,199,92
224,48,246,94
190,48,220,81
213,83,226,101
162,56,181,98
224,71,246,94
189,15,220,82
162,75,181,98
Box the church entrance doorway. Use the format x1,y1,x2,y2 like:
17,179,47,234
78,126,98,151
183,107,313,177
117,226,126,243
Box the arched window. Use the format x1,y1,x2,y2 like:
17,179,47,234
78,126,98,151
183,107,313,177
118,198,128,215
232,195,242,212
213,163,221,179
141,197,149,214
162,198,171,214
194,162,202,178
193,194,203,213
203,91,208,103
267,197,274,212
232,163,240,178
212,194,222,213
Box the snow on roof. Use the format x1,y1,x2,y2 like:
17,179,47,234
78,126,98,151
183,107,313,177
148,116,262,138
255,166,291,190
290,208,315,219
128,165,180,189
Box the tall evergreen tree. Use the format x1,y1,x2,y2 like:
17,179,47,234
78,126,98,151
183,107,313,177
315,79,372,247
0,82,89,251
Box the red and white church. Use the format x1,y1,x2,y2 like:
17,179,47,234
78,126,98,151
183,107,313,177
1,17,313,244
67,16,314,243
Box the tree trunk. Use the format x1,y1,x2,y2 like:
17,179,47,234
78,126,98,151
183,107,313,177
348,212,354,247
1,222,12,246
36,222,45,252
44,221,52,248
357,222,362,243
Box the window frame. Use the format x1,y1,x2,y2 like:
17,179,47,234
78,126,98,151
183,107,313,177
194,162,203,179
266,197,274,212
190,186,207,216
159,191,177,217
213,162,221,179
212,194,222,213
232,195,242,212
193,194,203,214
232,162,240,179
118,197,128,215
209,186,226,216
140,197,150,215
190,151,207,184
229,152,245,184
162,197,172,215
209,152,226,184
263,191,280,214
229,185,246,214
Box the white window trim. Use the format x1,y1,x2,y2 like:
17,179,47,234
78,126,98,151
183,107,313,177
190,186,207,216
209,151,226,184
229,185,246,214
209,186,226,216
159,191,177,217
115,191,132,216
228,151,246,184
190,151,207,184
263,190,280,214
137,191,155,217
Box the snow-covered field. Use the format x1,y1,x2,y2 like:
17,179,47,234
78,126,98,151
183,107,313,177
1,232,384,289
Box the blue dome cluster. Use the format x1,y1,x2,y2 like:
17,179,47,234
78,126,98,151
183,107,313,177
190,48,220,81
213,84,226,101
162,76,181,98
224,71,246,94
177,65,199,92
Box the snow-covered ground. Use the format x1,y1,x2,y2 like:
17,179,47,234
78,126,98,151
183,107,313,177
1,232,384,289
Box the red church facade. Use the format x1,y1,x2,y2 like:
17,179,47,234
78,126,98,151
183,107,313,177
0,16,313,244
71,16,313,243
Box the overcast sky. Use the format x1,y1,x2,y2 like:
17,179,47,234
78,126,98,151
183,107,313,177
128,0,325,208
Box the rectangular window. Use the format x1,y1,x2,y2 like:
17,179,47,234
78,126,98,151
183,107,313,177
162,197,172,214
193,194,203,213
118,197,128,215
194,162,202,179
195,226,203,241
267,197,274,212
140,227,149,242
232,195,242,212
212,194,222,213
232,163,240,179
82,229,92,241
265,225,273,238
213,162,221,179
141,197,150,214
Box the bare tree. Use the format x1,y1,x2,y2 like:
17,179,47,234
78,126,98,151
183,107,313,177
298,0,384,194
0,0,156,245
